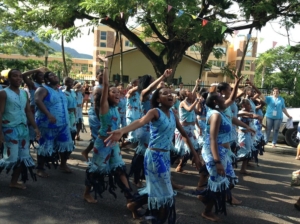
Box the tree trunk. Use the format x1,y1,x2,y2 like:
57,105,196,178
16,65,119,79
120,33,123,82
199,42,215,79
61,35,68,76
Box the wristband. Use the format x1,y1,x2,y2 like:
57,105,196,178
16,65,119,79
214,160,221,164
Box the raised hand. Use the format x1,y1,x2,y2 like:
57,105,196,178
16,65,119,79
196,78,201,84
163,69,172,78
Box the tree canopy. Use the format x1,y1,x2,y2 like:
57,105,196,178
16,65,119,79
1,0,300,79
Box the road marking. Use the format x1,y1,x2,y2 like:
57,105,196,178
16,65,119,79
70,166,300,222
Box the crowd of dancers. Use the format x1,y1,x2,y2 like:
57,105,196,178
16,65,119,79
0,55,297,223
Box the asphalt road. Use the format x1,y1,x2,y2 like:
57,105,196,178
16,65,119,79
1,116,300,224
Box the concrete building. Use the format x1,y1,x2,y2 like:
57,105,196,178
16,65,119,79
93,24,258,84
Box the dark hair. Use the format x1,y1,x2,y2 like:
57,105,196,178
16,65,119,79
138,74,152,92
107,85,118,106
239,98,250,108
201,92,208,100
217,82,230,93
206,92,220,109
243,86,252,96
273,87,279,92
8,69,21,78
179,89,187,101
44,71,53,83
151,87,163,108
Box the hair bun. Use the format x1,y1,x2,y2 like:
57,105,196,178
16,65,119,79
208,86,217,93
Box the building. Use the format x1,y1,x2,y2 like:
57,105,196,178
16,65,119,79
0,53,94,81
93,25,258,84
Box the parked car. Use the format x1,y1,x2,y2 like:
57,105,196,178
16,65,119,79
278,108,300,148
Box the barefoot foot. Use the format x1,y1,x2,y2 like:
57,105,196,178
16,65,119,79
175,166,188,173
231,196,242,205
239,170,251,175
60,165,72,173
84,194,97,203
127,201,140,219
37,170,49,178
9,182,26,190
172,182,185,190
201,212,221,222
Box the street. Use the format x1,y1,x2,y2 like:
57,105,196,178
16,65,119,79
0,116,300,224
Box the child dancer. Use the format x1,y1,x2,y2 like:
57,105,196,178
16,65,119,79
105,85,201,223
84,62,132,205
174,79,201,173
0,69,40,189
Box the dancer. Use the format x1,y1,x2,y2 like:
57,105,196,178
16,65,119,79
105,86,201,222
125,78,141,144
174,79,201,173
0,69,40,189
22,67,47,145
82,82,90,112
130,71,172,187
35,72,74,177
81,85,102,161
74,83,84,140
84,65,132,205
63,77,77,145
117,84,127,128
237,99,261,175
198,87,240,222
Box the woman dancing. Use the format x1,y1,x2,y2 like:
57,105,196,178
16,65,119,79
74,83,84,141
0,69,40,189
105,85,201,223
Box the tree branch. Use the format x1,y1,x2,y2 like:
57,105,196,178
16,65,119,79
145,12,168,43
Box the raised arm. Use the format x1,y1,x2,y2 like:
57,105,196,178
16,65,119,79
141,69,172,100
192,78,201,96
25,93,40,139
22,67,48,89
105,108,158,144
180,98,199,112
247,80,263,100
224,72,243,108
126,86,138,98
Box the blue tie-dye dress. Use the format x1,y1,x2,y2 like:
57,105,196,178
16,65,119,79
126,91,141,143
139,108,176,210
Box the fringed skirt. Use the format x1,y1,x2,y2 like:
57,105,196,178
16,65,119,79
0,124,36,181
174,125,199,156
139,149,175,210
237,131,254,160
88,137,125,174
37,125,73,157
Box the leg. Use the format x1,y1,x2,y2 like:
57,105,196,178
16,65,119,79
36,155,49,177
265,118,274,144
82,141,94,161
10,166,26,189
296,144,300,159
240,160,251,175
59,152,72,173
201,199,221,222
272,119,282,146
295,197,300,211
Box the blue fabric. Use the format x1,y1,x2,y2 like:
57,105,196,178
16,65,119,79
230,102,238,143
265,96,286,119
38,125,73,156
126,92,141,142
99,106,120,137
265,117,282,144
148,108,176,150
206,109,231,145
35,85,69,128
2,88,27,127
117,97,126,128
88,107,100,140
29,82,42,106
237,132,253,159
0,89,34,171
88,138,124,174
135,99,152,155
139,149,174,210
63,89,77,132
174,125,199,155
75,91,83,122
179,101,195,123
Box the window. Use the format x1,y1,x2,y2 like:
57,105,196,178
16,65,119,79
88,64,93,67
81,65,88,73
100,31,107,40
113,74,129,83
210,60,225,68
125,40,135,47
100,42,106,47
244,60,251,71
214,47,226,53
246,42,253,56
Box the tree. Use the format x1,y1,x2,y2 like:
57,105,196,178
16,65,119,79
254,46,300,90
2,0,300,80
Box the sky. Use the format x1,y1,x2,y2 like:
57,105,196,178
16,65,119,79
57,4,299,57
